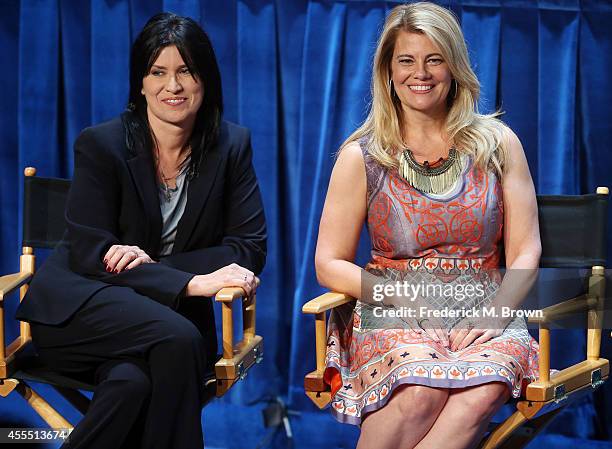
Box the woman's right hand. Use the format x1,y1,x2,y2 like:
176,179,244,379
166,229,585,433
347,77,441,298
384,296,449,347
104,244,156,273
186,263,259,298
416,316,450,348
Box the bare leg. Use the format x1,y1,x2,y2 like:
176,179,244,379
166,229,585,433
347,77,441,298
357,385,449,449
413,382,510,449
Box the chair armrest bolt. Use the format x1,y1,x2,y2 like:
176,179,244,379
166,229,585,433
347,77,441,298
254,347,264,364
553,384,567,403
238,361,247,380
591,369,604,389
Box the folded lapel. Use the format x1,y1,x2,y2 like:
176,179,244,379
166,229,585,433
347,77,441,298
173,149,222,253
127,154,163,255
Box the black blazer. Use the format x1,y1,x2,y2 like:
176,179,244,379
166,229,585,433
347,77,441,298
16,115,267,325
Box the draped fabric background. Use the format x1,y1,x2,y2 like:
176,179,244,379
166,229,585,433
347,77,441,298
1,1,611,448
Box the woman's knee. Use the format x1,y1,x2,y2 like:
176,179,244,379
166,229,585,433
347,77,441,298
152,314,207,368
99,361,151,401
456,382,510,423
390,385,449,422
158,313,205,348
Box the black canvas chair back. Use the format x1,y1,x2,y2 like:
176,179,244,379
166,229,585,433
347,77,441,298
537,192,608,268
23,175,71,249
17,174,95,389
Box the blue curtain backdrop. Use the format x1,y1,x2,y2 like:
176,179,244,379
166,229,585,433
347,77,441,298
1,1,611,448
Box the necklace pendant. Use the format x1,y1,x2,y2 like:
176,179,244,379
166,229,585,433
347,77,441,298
161,181,173,203
398,147,462,195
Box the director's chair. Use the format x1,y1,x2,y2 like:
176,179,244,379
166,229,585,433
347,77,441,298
302,187,609,449
0,167,263,429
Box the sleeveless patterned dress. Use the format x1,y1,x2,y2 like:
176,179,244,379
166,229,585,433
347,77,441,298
323,139,540,426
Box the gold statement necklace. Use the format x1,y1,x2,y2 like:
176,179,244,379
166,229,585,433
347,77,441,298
398,147,463,194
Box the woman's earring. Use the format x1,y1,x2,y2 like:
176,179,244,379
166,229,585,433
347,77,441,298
453,79,458,100
389,78,395,98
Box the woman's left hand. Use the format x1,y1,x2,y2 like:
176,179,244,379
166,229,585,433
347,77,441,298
103,245,156,273
448,317,508,352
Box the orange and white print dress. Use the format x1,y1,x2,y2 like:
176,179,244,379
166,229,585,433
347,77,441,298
324,140,539,425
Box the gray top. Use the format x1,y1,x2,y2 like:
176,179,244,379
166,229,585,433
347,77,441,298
158,165,189,256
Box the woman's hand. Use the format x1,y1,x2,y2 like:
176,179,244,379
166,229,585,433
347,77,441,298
383,295,449,347
186,263,260,298
103,245,156,273
448,317,508,351
415,316,450,348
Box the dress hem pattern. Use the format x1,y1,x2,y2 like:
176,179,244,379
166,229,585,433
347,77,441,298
324,329,539,426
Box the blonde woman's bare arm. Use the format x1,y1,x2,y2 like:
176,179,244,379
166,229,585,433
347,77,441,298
315,141,367,298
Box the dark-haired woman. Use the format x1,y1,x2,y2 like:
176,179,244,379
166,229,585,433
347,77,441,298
16,13,266,449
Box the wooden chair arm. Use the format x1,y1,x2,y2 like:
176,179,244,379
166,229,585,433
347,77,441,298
0,271,33,373
213,287,255,359
525,358,609,402
213,287,261,395
528,293,597,324
215,287,247,303
302,291,355,314
531,266,606,393
0,272,32,302
301,291,355,400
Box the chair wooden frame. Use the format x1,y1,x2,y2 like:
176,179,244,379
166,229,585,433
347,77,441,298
302,187,609,449
0,167,263,429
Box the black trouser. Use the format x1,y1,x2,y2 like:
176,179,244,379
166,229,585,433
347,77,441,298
30,286,218,449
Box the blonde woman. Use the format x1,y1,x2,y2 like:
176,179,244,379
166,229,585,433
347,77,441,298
315,2,541,448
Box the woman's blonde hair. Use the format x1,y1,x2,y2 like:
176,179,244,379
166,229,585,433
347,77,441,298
344,2,507,176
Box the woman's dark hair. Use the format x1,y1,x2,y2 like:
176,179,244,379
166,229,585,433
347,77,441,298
123,12,223,178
